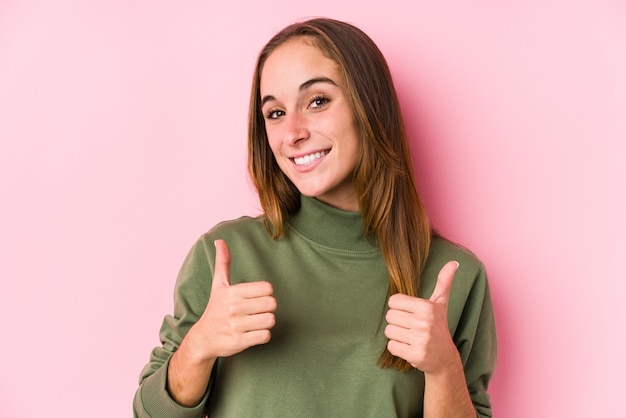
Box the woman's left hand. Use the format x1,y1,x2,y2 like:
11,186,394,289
384,261,460,375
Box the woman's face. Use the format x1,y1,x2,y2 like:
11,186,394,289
260,38,361,212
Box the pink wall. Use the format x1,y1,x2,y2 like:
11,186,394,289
1,1,625,416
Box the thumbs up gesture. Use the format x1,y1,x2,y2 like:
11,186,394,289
384,261,460,374
186,239,277,360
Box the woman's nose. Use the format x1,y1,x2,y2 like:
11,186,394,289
283,112,310,145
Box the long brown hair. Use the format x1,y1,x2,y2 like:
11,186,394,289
248,18,431,371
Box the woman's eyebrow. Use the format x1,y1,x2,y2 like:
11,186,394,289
261,95,276,107
261,77,338,107
299,77,337,91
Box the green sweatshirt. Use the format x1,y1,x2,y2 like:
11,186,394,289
133,196,496,417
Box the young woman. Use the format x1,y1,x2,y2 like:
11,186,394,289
134,18,496,418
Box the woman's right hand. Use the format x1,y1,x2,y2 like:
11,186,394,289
167,239,276,407
186,239,277,361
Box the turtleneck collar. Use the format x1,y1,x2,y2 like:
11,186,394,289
287,196,379,253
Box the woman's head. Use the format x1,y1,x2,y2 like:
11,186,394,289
259,37,362,212
249,18,416,234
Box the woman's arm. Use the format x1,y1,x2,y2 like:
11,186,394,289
134,239,276,416
423,357,476,418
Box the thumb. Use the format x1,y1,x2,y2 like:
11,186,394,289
212,239,231,288
429,261,459,306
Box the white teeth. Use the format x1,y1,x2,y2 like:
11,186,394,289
294,150,328,166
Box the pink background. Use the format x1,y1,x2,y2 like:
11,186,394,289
1,1,625,417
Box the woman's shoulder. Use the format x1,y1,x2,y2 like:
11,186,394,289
198,214,269,242
422,235,487,298
178,215,270,265
429,235,483,271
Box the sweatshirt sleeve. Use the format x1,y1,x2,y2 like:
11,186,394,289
453,263,497,418
133,236,216,418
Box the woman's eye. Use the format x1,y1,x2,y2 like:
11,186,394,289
266,109,285,120
309,95,329,109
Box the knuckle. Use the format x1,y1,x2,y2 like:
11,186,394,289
387,340,400,356
383,324,393,338
227,304,241,317
266,313,276,328
260,330,272,344
267,297,278,311
261,281,274,294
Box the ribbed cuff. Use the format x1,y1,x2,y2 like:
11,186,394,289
135,358,209,418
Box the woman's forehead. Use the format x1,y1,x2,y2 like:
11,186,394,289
260,39,342,94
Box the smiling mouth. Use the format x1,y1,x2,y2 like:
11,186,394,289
293,149,330,166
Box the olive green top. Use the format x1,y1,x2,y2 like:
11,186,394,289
133,196,496,417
